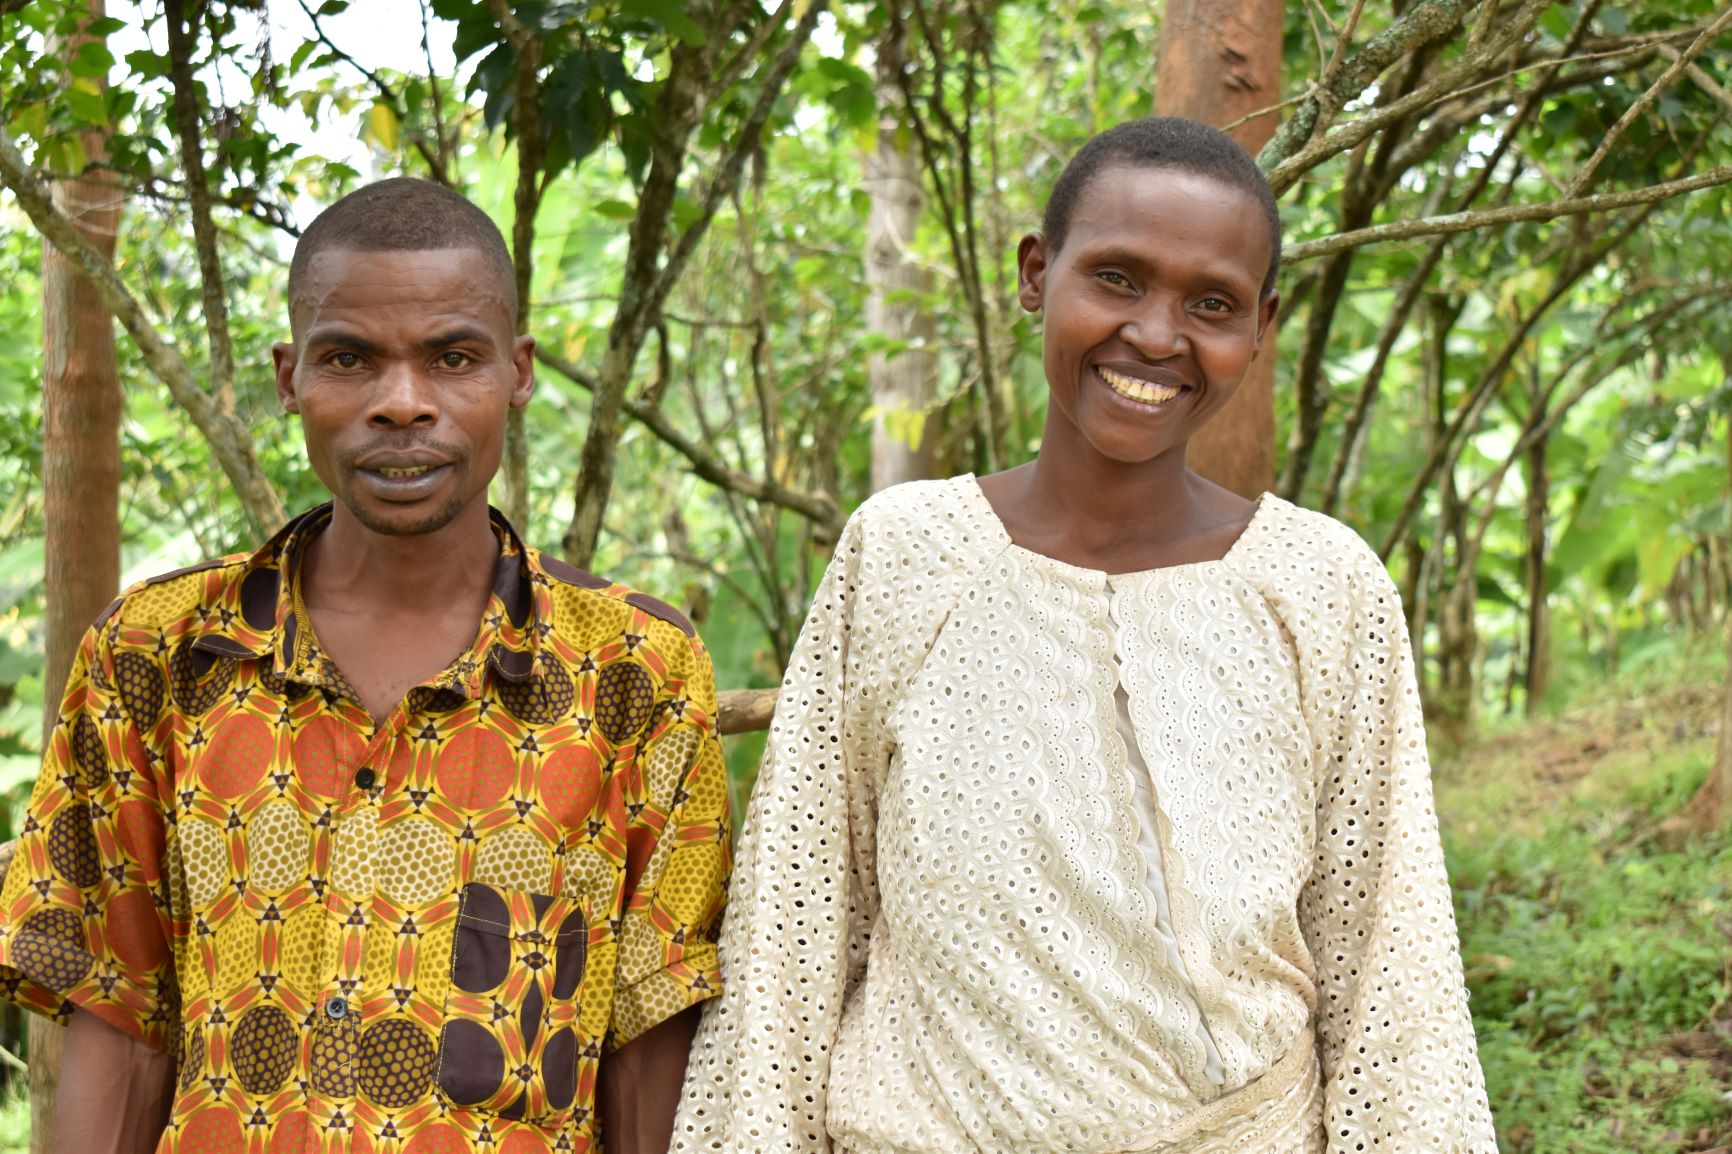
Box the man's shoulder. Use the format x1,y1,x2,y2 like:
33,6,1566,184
525,545,697,642
95,552,257,636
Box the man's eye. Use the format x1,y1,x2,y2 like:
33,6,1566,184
1199,297,1232,313
1096,271,1130,287
330,352,361,369
439,351,471,369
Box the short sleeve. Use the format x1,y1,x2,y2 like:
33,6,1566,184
1296,550,1498,1152
608,631,731,1047
0,621,176,1050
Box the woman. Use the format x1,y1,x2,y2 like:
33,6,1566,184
673,117,1497,1154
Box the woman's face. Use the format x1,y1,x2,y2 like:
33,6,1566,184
1017,165,1278,469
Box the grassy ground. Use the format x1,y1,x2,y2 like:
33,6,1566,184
0,645,1723,1152
1440,640,1732,1153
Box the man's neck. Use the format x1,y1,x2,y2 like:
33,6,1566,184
300,499,500,619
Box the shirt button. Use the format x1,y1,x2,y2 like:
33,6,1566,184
325,997,348,1020
354,767,376,790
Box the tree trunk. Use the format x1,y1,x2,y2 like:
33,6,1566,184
1521,421,1551,714
34,6,123,1146
1154,0,1284,497
1681,348,1732,831
865,59,938,493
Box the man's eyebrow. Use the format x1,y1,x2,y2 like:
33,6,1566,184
415,327,494,352
302,328,384,355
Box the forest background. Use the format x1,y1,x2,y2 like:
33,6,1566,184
1,0,1731,1149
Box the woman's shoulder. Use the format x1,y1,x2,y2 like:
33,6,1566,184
1237,494,1399,602
845,474,1007,558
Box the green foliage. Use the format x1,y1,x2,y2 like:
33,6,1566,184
1440,644,1732,1152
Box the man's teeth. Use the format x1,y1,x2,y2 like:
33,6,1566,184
1098,366,1181,404
375,465,437,478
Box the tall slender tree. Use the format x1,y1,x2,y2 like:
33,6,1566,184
1153,0,1284,497
33,8,123,1146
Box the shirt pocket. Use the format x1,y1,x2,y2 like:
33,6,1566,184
434,882,588,1127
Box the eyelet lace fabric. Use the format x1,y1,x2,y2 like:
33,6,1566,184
674,477,1496,1154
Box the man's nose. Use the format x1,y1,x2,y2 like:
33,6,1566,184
367,361,439,427
1120,294,1189,359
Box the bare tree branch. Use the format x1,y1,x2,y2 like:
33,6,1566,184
296,0,454,185
1264,0,1551,195
1567,5,1732,196
1256,0,1482,180
1286,165,1732,263
163,0,237,410
564,0,829,566
0,127,287,531
1660,39,1732,115
537,348,843,533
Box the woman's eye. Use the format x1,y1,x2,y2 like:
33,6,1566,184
438,351,471,369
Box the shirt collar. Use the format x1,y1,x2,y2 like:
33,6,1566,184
190,503,552,698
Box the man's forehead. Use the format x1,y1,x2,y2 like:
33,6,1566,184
290,247,513,330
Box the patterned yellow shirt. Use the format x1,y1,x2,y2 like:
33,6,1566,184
0,505,730,1153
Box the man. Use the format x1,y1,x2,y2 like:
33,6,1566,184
0,178,729,1153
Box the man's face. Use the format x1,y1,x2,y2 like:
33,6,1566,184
272,248,534,537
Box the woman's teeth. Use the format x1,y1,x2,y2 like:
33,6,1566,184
1098,366,1181,404
376,465,437,478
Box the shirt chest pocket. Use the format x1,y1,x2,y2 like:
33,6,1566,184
435,883,588,1127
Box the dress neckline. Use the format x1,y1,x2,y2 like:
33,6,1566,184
958,474,1279,584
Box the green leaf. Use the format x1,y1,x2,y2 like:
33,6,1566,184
620,0,707,47
593,198,637,220
69,40,115,79
64,78,107,125
364,101,401,152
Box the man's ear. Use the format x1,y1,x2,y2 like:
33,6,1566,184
1016,232,1049,314
272,342,300,414
1253,291,1280,355
510,336,536,409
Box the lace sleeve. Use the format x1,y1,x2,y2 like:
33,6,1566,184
672,512,882,1154
1297,546,1499,1153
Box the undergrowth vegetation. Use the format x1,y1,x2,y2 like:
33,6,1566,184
1440,641,1732,1152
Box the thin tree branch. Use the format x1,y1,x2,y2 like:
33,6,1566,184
1659,40,1732,115
1263,0,1550,195
537,347,842,532
1286,165,1732,263
163,0,237,409
1257,0,1482,180
1567,5,1732,197
0,127,286,531
296,0,452,184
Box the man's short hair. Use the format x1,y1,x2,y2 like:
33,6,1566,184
1041,117,1282,296
288,178,518,325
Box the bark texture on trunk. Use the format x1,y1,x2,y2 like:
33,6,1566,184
1154,0,1284,498
33,6,123,1146
865,107,938,493
1521,426,1551,714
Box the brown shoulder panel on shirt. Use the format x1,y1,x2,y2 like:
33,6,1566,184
91,557,236,632
623,592,695,638
538,555,611,591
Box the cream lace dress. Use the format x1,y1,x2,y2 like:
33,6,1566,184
673,477,1497,1154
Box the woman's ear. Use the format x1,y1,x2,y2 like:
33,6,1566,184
1253,290,1281,353
1017,232,1049,314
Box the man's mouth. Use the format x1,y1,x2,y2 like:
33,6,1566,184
372,464,440,479
1097,365,1184,405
